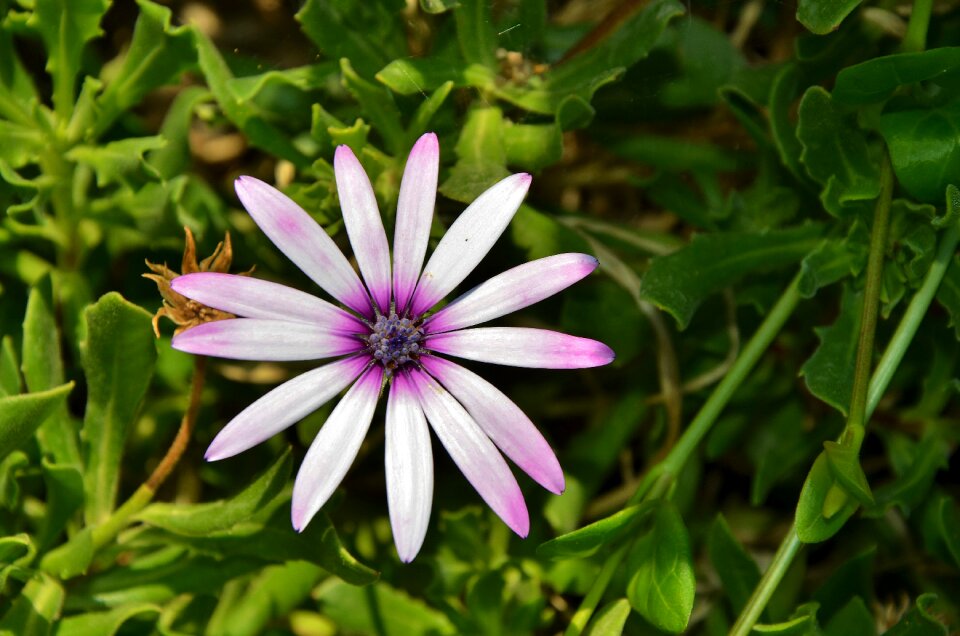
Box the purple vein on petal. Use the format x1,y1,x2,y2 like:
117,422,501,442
407,369,529,537
205,356,369,461
409,173,532,316
393,132,438,313
291,365,383,531
172,272,366,334
172,318,363,361
421,356,564,494
385,373,434,562
426,327,616,369
426,253,600,334
234,176,373,317
334,146,392,314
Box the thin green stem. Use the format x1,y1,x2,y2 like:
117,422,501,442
564,544,628,636
729,524,802,636
902,0,934,52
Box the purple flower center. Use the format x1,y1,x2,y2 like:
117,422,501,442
366,312,424,374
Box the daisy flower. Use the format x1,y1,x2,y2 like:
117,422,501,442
170,132,615,561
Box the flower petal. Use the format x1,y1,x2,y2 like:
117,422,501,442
410,173,532,316
334,146,392,314
426,253,599,333
393,133,438,313
205,356,369,461
407,369,528,537
421,356,563,494
291,366,383,531
234,176,372,316
385,373,433,562
171,272,365,334
427,327,615,369
172,319,363,361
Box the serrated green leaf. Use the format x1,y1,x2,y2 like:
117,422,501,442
795,452,859,543
340,58,404,155
640,225,821,329
316,579,457,636
0,573,64,636
880,103,960,203
0,382,73,464
584,599,632,636
708,514,761,615
801,285,862,415
538,501,654,559
797,0,863,35
52,603,160,636
799,226,869,298
883,594,948,636
66,136,167,187
834,48,960,105
797,87,880,217
80,293,156,525
626,501,695,633
0,120,44,169
138,450,291,536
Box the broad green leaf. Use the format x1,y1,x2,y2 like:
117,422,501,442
315,579,457,636
66,136,167,187
138,450,291,536
454,0,496,67
52,604,160,636
708,514,760,615
824,597,875,636
753,603,821,635
94,0,194,136
882,594,948,636
0,574,63,635
626,501,695,633
504,122,562,171
29,0,110,117
0,382,73,464
584,599,631,636
801,286,862,415
22,275,80,466
797,87,880,217
797,0,863,35
80,293,156,525
340,58,404,155
209,561,322,636
0,337,19,397
823,441,874,507
639,224,822,329
538,502,654,559
296,0,404,78
880,103,960,203
833,48,960,104
439,106,509,203
795,452,858,543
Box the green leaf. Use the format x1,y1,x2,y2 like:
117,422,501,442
39,527,94,579
823,441,874,506
639,224,822,329
833,48,960,105
801,286,862,415
38,459,84,550
315,579,457,636
454,0,496,67
753,603,821,635
797,0,863,35
376,58,475,96
0,574,64,636
340,58,404,156
0,452,28,511
872,433,949,514
296,0,403,78
80,292,156,525
658,17,746,109
52,604,160,636
750,402,828,506
538,502,654,559
795,452,859,543
66,136,167,187
0,337,20,397
0,382,73,464
882,594,947,636
147,86,210,180
0,534,35,568
407,81,454,146
933,496,960,567
138,450,291,536
880,103,960,203
626,501,695,633
770,64,811,185
798,226,869,298
797,87,880,217
584,599,632,636
708,514,761,615
29,0,110,117
503,122,562,171
420,0,459,13
94,0,194,136
0,120,45,169
439,106,509,203
606,133,744,173
813,548,875,621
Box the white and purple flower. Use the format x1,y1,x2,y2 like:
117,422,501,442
170,133,614,561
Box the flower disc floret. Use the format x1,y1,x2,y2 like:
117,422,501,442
367,312,424,373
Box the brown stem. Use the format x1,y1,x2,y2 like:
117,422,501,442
146,356,207,492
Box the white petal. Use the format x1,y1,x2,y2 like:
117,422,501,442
407,370,529,537
409,173,531,316
171,272,365,334
172,319,363,361
205,356,369,461
421,356,563,494
385,373,433,562
393,133,439,313
234,176,372,316
334,146,391,314
291,366,383,530
427,327,615,369
426,253,599,333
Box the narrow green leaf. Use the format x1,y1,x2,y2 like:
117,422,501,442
211,561,322,636
708,514,761,615
52,604,160,636
37,459,84,550
138,450,291,536
639,224,822,329
0,452,28,511
626,502,695,633
407,81,453,146
834,48,960,104
753,603,821,635
0,534,35,568
801,286,862,415
0,336,21,397
769,64,810,184
538,502,654,559
0,574,64,636
0,382,73,464
340,58,404,156
81,293,156,525
454,0,496,67
66,136,167,187
147,86,210,180
797,0,863,35
584,599,632,636
883,594,948,636
795,452,858,543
